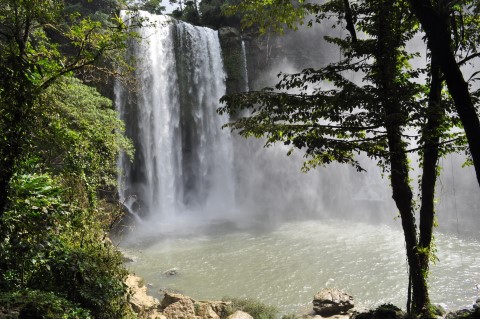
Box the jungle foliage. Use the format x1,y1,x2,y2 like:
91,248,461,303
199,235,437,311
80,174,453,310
0,0,137,318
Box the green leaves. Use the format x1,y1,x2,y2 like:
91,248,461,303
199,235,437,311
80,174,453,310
0,169,131,318
31,76,133,208
224,0,319,34
220,0,467,174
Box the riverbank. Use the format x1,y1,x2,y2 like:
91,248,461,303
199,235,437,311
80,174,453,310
126,274,480,319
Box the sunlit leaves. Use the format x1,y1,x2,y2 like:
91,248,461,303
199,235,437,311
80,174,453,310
224,0,319,33
33,76,133,206
219,0,466,174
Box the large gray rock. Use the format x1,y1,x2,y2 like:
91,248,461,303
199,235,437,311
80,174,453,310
313,288,354,316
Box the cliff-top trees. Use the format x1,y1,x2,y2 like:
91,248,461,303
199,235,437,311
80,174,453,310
220,0,472,315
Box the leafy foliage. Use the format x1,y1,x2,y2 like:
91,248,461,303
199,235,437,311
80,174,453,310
0,171,132,319
224,0,320,34
223,297,278,319
33,76,133,206
0,289,92,319
199,0,241,28
220,2,460,172
0,1,137,318
0,0,138,211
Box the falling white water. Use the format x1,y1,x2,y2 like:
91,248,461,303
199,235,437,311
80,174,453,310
115,11,480,241
116,11,235,235
240,40,249,92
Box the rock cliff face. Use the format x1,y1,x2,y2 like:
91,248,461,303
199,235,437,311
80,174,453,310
218,27,249,95
239,26,331,91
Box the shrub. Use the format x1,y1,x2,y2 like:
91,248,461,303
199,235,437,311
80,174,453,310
222,297,278,319
0,172,132,319
0,289,92,319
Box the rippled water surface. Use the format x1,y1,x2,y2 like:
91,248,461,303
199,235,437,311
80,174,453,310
121,220,480,315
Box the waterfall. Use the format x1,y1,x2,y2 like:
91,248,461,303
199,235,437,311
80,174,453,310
116,11,480,240
240,41,249,92
116,11,235,233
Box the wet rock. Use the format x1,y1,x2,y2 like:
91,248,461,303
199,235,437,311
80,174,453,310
474,298,480,310
163,268,179,276
351,304,404,319
122,255,136,262
218,26,240,39
313,288,354,317
226,310,254,319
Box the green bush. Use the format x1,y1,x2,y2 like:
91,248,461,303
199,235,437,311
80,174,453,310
0,290,92,319
222,297,278,319
0,172,132,319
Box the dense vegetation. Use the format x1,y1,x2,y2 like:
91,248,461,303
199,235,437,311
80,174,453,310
0,0,140,317
220,0,480,317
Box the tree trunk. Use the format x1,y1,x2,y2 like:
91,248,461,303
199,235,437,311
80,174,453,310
418,55,443,272
408,0,480,188
375,0,430,314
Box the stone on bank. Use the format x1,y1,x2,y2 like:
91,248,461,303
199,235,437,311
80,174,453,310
313,288,355,317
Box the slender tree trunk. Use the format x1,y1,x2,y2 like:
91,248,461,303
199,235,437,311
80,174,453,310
419,55,443,271
375,0,430,314
408,0,480,188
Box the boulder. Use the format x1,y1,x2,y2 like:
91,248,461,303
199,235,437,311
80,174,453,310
163,298,196,319
163,268,179,276
196,303,221,319
226,310,254,319
474,298,480,310
161,292,192,309
313,288,354,317
125,275,162,319
208,301,233,318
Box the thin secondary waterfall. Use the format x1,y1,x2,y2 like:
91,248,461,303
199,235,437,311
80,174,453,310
116,11,235,231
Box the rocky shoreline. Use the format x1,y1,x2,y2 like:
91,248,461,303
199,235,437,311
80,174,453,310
126,275,480,319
